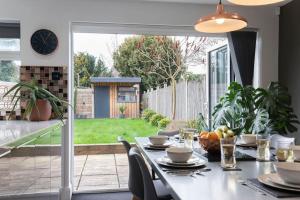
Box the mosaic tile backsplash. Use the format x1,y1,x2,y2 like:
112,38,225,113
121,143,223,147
0,66,68,120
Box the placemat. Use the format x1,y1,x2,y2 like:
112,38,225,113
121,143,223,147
247,179,300,198
193,148,256,162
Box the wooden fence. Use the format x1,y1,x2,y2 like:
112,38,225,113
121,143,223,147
142,78,207,121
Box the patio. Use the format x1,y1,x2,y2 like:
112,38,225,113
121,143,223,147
0,153,129,196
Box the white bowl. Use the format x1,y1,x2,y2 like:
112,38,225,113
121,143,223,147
166,147,193,163
149,136,168,145
241,134,257,144
292,146,300,161
274,162,300,185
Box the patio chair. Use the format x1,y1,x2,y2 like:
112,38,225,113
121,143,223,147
129,147,173,200
118,137,172,200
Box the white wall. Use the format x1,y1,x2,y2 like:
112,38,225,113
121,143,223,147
0,0,279,87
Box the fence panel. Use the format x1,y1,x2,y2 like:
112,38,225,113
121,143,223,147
142,77,207,121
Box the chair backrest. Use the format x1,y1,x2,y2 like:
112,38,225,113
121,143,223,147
129,147,159,200
118,136,144,199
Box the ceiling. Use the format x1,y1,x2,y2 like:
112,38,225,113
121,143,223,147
136,0,292,6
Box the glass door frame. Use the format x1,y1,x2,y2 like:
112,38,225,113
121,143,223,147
206,42,231,128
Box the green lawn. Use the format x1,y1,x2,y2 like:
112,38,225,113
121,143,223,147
27,118,159,145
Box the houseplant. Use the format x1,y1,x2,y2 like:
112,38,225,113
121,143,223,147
3,80,68,121
119,105,126,118
212,82,299,136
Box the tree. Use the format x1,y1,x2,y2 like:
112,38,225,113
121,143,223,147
113,36,182,91
0,61,19,82
74,52,112,87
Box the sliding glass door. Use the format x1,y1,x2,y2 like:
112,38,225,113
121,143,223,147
207,44,231,124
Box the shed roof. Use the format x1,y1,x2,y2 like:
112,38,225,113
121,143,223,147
90,77,141,83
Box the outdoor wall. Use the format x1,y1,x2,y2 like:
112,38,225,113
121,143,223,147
279,0,300,143
0,0,279,88
75,88,93,119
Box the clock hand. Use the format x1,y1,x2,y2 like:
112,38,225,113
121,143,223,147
45,33,51,42
40,35,46,44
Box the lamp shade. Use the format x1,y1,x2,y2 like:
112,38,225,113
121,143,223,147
194,3,247,33
227,0,286,6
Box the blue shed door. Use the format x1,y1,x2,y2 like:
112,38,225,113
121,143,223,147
94,86,110,118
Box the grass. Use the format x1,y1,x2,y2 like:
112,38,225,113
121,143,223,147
25,118,159,145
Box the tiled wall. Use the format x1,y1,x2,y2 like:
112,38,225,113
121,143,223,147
0,66,68,120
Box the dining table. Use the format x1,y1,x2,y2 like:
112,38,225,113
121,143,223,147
135,137,300,200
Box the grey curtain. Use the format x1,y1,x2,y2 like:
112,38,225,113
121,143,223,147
227,31,257,86
0,23,20,38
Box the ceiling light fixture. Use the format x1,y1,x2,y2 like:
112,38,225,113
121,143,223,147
227,0,287,6
194,0,247,33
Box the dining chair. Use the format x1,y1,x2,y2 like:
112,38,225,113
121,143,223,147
129,147,173,200
118,137,172,200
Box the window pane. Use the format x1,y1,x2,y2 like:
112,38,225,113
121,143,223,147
0,60,20,82
117,87,137,103
0,38,20,51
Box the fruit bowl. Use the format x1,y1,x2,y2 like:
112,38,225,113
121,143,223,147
198,137,220,154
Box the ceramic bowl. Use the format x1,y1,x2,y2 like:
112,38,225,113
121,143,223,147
292,146,300,161
274,162,300,185
148,135,168,145
166,147,193,163
241,134,257,144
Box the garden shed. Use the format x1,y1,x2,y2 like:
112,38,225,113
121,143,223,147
91,77,141,118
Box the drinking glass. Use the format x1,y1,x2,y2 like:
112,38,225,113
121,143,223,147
276,141,294,162
184,131,194,149
256,139,270,161
220,137,237,169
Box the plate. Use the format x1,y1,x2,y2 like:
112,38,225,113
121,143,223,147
166,156,200,166
258,174,300,192
267,173,300,189
156,156,206,168
148,142,172,148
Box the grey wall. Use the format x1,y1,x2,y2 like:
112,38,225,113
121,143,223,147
279,0,300,143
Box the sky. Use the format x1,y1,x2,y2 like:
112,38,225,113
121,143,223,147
73,33,226,75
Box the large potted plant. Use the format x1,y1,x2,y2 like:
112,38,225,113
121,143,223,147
212,82,299,136
3,80,68,121
119,105,126,118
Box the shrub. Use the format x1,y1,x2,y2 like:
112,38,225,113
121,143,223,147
158,118,171,128
142,109,156,122
150,114,164,126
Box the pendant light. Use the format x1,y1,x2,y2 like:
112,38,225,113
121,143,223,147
194,0,247,33
227,0,286,6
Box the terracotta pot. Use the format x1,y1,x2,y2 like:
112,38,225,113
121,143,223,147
29,99,52,121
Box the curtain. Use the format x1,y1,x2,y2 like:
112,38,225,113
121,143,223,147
227,31,257,86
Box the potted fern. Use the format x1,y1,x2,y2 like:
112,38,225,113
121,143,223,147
3,80,68,121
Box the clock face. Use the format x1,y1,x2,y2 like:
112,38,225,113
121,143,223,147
31,29,58,55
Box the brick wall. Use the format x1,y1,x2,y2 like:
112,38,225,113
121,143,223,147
75,88,93,118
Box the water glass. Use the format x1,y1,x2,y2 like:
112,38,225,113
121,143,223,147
276,141,294,162
184,131,194,149
220,137,237,169
256,139,270,161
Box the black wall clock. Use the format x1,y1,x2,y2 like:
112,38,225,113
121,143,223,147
31,29,58,55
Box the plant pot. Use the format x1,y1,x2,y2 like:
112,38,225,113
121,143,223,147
29,99,52,121
119,114,125,119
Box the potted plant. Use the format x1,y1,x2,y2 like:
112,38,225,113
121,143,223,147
3,80,68,121
119,105,126,118
212,82,299,136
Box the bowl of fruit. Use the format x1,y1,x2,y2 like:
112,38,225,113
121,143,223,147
198,126,235,154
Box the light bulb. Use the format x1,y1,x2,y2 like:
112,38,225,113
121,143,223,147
216,18,225,24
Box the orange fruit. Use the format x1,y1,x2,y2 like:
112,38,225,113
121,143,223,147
200,131,209,139
208,132,219,141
